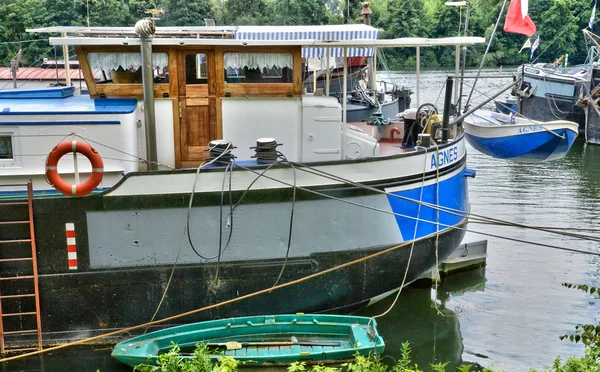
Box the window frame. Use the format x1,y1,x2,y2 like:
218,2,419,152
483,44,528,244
0,128,20,168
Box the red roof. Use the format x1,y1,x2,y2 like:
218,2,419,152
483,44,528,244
0,67,92,81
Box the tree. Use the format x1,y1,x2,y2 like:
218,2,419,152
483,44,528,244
72,0,131,26
272,0,328,25
162,0,211,26
0,0,50,66
223,0,269,25
383,0,431,68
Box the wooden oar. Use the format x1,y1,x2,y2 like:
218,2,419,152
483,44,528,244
206,340,342,350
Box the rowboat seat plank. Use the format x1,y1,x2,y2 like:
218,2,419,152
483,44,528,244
269,346,279,356
290,344,302,355
245,346,258,357
258,346,270,358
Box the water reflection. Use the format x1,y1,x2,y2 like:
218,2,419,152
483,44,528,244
357,268,487,370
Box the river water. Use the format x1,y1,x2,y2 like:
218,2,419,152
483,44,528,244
4,69,600,371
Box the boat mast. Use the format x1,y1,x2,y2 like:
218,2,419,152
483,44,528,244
464,0,509,111
363,2,374,91
454,0,470,114
10,49,22,89
136,18,158,170
61,33,72,87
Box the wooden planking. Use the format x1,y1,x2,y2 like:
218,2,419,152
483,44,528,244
215,97,223,140
223,83,295,97
186,97,209,106
186,85,209,97
215,47,225,97
183,104,210,146
208,96,217,143
75,46,98,97
292,47,303,96
168,47,182,169
94,83,169,98
206,50,217,96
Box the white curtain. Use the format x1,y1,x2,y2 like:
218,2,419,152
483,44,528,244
223,53,292,70
88,52,169,73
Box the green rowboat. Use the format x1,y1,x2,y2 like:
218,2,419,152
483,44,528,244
111,314,385,367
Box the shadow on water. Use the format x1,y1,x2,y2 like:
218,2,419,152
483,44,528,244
356,268,487,371
0,345,129,372
2,270,487,372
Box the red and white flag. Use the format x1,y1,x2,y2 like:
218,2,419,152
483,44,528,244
504,0,537,36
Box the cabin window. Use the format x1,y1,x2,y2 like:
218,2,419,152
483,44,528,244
0,134,14,161
185,53,208,84
87,52,169,84
223,53,293,84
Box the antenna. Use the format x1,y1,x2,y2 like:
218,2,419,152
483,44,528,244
87,0,90,27
145,8,165,22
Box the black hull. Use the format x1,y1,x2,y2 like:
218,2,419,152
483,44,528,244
519,94,586,132
346,98,400,123
4,221,465,347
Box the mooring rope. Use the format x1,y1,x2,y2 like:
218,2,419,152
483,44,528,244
0,226,459,363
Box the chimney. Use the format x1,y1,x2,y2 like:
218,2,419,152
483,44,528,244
362,2,372,26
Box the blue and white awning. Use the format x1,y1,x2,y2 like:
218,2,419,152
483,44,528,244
235,25,381,58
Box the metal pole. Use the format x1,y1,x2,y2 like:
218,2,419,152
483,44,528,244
464,0,508,111
313,58,317,93
136,19,158,170
61,32,72,87
373,49,377,93
451,80,517,125
454,45,460,104
416,46,420,108
442,77,454,144
72,133,80,185
326,49,330,96
457,1,470,114
342,47,348,159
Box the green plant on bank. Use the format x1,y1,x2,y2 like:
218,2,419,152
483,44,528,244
130,340,503,372
528,283,600,372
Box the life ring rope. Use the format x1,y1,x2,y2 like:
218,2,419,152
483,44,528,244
45,140,104,196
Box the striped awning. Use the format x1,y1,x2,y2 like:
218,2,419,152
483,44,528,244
235,25,380,58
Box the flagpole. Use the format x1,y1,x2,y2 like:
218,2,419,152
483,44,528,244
456,1,470,116
464,0,509,112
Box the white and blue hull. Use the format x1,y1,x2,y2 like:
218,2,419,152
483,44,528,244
463,110,578,162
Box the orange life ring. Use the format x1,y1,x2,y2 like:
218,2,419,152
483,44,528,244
45,141,104,196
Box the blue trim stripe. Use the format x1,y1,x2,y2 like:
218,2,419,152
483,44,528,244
0,120,121,126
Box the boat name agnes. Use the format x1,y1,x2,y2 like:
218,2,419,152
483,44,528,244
431,146,459,167
518,125,544,134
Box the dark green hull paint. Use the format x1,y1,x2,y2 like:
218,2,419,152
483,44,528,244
1,220,465,347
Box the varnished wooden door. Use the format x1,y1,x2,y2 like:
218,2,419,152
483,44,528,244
178,50,217,166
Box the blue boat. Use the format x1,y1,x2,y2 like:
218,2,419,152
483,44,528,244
494,98,517,115
463,110,579,162
111,314,385,368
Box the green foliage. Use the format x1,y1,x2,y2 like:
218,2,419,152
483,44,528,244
162,0,211,26
131,341,502,372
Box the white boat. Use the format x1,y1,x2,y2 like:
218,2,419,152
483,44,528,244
463,110,579,162
0,21,484,352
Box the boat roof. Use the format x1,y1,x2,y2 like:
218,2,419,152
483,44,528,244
28,25,485,50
